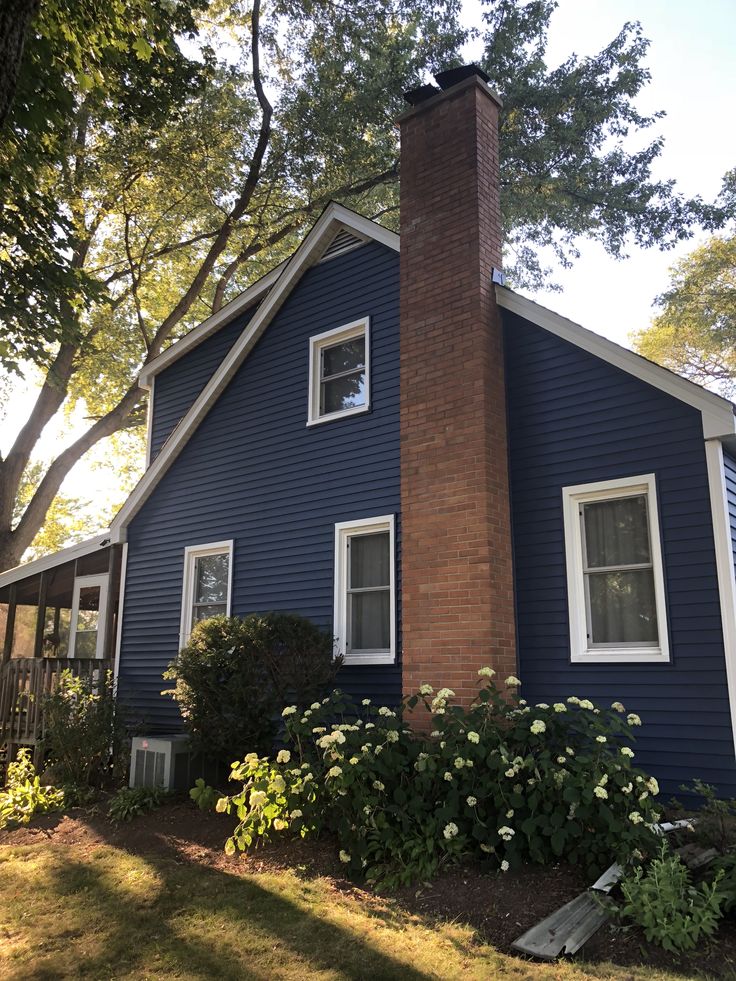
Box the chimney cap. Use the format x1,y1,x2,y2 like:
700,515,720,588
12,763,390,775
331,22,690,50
433,64,491,90
403,83,441,107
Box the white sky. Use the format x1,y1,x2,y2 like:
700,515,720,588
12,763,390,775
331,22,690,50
3,0,736,521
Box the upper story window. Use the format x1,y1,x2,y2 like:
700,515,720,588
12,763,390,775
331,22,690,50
562,474,669,663
334,515,395,665
179,541,233,647
308,318,370,425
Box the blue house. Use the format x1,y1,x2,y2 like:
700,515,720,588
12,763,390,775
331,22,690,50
1,66,736,797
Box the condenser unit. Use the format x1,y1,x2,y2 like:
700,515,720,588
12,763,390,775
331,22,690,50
129,734,191,790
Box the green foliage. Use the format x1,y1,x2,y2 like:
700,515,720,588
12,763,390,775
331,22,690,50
678,779,736,853
107,786,166,823
219,673,660,889
163,613,339,760
42,670,122,788
0,749,65,830
634,235,736,396
616,842,724,952
189,778,219,812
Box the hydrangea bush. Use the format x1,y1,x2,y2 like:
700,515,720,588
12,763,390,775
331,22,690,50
217,672,661,888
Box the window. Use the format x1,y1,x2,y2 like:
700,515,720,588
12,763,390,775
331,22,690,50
563,475,669,662
70,574,110,659
179,541,233,646
308,318,370,425
334,516,395,664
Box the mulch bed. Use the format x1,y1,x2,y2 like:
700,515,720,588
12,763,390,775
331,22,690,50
3,799,736,978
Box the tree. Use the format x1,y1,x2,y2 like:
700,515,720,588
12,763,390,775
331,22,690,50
634,233,736,396
0,0,730,571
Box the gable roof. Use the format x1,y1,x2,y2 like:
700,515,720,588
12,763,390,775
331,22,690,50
495,286,736,442
110,202,399,539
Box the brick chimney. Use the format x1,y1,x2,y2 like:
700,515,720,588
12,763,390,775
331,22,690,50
398,65,517,703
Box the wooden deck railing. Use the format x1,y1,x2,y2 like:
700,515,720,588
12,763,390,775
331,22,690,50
0,657,113,750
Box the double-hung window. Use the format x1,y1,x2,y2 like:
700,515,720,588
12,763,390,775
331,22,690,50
179,541,233,646
308,318,369,425
334,516,395,664
562,475,669,662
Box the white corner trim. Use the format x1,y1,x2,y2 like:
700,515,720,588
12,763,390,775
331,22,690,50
137,263,286,390
112,204,398,537
178,539,234,648
112,542,129,686
705,440,736,756
144,376,155,469
307,317,370,426
562,473,670,664
496,286,736,440
333,514,396,666
69,573,110,659
0,531,114,589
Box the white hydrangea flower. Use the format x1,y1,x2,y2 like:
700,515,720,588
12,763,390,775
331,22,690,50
579,699,595,711
620,747,635,758
282,705,297,717
362,698,371,706
349,756,359,765
378,706,395,717
467,731,480,744
312,727,327,734
478,666,495,678
384,730,398,743
500,860,510,872
373,780,385,791
611,701,626,713
565,747,575,756
443,822,459,840
598,774,608,786
596,735,607,744
454,758,465,770
365,722,375,729
498,826,515,841
530,720,546,735
430,730,440,738
339,850,351,863
622,782,633,793
518,699,527,706
466,796,477,807
270,775,286,794
327,766,342,778
444,771,454,782
290,809,303,819
437,688,455,700
505,768,516,778
419,683,434,695
309,702,321,711
505,676,522,687
557,756,566,765
276,749,291,764
374,746,383,755
567,696,580,705
553,703,567,713
627,713,642,726
647,777,660,795
535,703,549,710
363,805,371,815
594,786,608,799
639,791,649,802
249,790,267,808
629,811,644,824
506,809,514,819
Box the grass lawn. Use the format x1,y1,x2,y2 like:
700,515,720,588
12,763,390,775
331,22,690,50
0,831,697,981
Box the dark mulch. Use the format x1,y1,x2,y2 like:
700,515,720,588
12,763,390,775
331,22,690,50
3,799,736,978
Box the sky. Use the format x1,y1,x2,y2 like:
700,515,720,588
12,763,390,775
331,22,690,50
3,0,736,536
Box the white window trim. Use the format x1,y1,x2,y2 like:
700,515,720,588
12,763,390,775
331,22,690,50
334,515,395,665
179,540,234,648
307,318,370,426
69,573,110,659
562,474,670,663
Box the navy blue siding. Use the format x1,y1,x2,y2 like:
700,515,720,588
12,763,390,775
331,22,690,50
505,310,736,797
725,451,736,578
150,315,252,459
120,242,401,730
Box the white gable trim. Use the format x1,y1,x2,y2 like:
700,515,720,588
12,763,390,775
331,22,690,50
496,287,736,440
112,203,399,537
0,531,113,589
138,262,286,391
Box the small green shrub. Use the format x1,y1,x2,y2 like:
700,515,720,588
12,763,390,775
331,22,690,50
617,841,724,951
107,786,166,823
42,670,123,788
163,613,339,759
0,750,64,829
679,779,736,852
711,852,736,914
219,672,662,888
189,778,219,811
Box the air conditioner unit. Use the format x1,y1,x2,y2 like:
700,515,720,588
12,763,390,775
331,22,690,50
129,734,191,790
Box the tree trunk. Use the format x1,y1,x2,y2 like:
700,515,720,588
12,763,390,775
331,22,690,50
0,0,39,129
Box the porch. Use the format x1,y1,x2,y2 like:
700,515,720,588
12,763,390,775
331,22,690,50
0,533,122,765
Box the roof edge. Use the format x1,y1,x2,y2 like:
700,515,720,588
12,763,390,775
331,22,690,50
0,531,114,590
496,286,736,441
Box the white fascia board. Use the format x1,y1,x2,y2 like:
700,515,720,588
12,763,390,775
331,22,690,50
0,531,114,590
137,263,286,390
112,203,398,538
705,439,736,757
496,286,736,440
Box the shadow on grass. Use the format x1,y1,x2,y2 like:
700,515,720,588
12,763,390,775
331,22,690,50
0,824,437,981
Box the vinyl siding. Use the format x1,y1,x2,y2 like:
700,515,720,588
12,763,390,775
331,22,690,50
149,316,252,460
504,310,736,797
119,242,401,731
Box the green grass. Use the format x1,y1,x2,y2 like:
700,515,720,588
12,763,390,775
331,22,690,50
0,842,693,980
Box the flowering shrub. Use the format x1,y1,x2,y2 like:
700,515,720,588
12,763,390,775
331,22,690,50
217,673,661,888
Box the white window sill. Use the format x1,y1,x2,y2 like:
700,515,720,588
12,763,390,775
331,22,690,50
571,647,670,664
307,403,370,427
340,652,395,666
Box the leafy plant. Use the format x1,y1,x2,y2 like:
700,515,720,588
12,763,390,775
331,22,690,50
42,670,123,788
190,779,219,812
163,613,339,759
0,750,65,830
219,673,662,888
107,786,166,823
616,842,724,951
679,779,736,852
